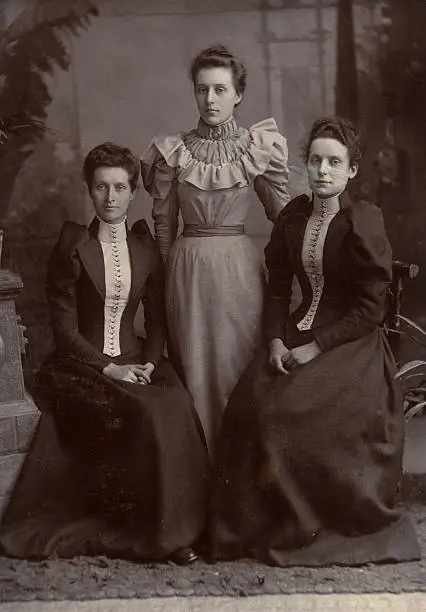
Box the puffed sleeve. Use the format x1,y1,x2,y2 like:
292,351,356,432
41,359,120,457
46,222,111,372
142,250,166,366
264,205,294,340
131,220,166,366
251,119,290,222
140,142,179,261
313,202,392,352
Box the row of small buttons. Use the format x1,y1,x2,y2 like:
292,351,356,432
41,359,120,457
298,204,328,330
107,230,122,356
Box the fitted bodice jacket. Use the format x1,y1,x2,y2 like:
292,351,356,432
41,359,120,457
47,218,165,370
265,193,392,351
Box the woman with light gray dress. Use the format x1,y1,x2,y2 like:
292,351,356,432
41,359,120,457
141,46,290,457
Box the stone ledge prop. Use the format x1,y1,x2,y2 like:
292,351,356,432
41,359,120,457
0,269,40,519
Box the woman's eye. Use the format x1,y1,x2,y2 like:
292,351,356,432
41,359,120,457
116,184,127,191
330,158,342,166
96,184,106,191
215,87,225,94
197,87,206,94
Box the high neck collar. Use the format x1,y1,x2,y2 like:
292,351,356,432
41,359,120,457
98,218,127,243
313,193,341,215
196,116,239,141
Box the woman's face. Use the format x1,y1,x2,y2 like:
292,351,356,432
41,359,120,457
307,137,358,199
194,66,242,126
90,166,134,225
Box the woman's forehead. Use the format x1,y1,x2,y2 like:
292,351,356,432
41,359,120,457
93,166,130,182
309,137,349,157
195,66,234,85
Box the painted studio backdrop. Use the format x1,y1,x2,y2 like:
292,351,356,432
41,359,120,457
0,0,425,373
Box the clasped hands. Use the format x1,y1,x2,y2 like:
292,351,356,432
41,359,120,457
269,338,321,374
103,362,155,385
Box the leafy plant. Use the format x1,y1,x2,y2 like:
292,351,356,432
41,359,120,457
0,0,98,221
390,314,426,421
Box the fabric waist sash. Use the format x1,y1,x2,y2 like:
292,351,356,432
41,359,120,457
182,224,245,237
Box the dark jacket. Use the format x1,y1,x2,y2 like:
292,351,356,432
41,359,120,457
264,192,393,352
46,218,165,372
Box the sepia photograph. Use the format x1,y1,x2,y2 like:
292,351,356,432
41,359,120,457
0,0,425,610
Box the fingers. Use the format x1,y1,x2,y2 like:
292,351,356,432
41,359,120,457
282,351,298,369
123,370,139,383
269,349,298,374
117,364,145,384
270,356,289,375
137,372,151,385
132,365,152,385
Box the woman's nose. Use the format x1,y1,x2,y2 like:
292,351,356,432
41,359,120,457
107,187,116,201
318,160,329,175
206,89,216,104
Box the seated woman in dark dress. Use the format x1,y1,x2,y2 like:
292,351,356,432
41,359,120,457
210,117,420,566
0,142,209,564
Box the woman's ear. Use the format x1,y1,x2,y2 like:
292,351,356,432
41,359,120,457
348,162,358,180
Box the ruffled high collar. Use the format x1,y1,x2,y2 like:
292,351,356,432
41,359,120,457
98,218,127,243
196,117,239,141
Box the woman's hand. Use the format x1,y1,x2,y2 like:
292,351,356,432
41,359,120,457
102,362,154,384
137,362,155,385
291,341,321,365
269,338,296,374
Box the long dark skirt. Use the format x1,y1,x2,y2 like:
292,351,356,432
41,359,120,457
210,329,420,566
0,353,210,561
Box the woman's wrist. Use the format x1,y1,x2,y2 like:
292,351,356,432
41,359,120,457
269,337,285,350
102,362,117,376
308,340,321,354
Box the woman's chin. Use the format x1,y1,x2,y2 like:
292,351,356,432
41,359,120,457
312,188,338,199
201,113,228,126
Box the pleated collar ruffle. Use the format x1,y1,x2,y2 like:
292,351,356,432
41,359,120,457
144,117,282,191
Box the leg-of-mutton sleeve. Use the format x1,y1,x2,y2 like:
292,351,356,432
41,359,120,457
131,221,167,366
140,145,179,261
253,130,290,223
264,207,294,341
313,202,393,353
46,222,111,372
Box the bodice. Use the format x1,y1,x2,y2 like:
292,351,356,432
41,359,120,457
176,183,253,226
141,117,290,258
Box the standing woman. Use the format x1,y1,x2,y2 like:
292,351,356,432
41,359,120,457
210,117,420,565
141,45,290,457
0,143,208,564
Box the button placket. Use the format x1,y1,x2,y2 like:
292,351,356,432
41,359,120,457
106,229,123,356
298,205,328,331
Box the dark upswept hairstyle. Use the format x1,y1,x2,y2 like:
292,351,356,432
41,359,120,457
82,142,140,191
190,45,247,97
304,116,363,167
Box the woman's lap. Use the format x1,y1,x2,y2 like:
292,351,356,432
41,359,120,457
211,330,420,565
0,353,209,560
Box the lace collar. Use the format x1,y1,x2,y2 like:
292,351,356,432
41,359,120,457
196,117,239,141
98,218,127,243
